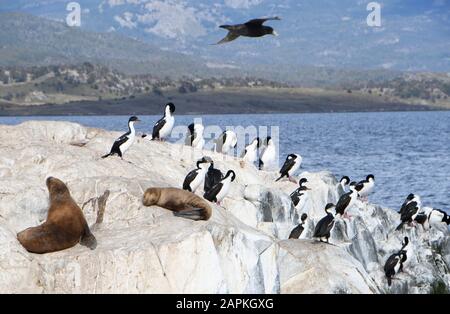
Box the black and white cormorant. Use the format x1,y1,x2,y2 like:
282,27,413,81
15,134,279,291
290,178,311,210
395,195,421,231
151,103,175,141
399,193,415,215
215,130,237,154
384,237,409,287
242,137,260,165
415,207,450,229
203,170,236,205
275,154,302,182
353,174,375,201
289,213,308,239
428,208,450,226
204,157,223,193
259,136,276,170
337,176,351,195
185,123,205,150
102,116,140,159
335,182,358,218
182,157,212,192
313,203,336,243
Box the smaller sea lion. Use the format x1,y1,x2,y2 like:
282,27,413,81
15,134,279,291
17,177,97,254
143,187,212,221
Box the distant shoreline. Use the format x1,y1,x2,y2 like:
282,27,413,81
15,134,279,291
0,109,447,118
0,88,445,116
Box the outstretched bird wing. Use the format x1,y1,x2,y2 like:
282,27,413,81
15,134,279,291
216,31,240,44
245,17,281,26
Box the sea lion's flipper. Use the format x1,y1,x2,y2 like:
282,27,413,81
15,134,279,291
174,209,204,221
80,225,97,250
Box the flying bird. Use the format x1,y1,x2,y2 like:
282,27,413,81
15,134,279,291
215,17,281,45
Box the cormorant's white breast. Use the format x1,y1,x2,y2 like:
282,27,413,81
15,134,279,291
186,123,205,150
242,137,260,165
215,130,237,154
259,136,276,170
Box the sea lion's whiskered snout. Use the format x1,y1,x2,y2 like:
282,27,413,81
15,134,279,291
143,188,160,206
46,176,70,198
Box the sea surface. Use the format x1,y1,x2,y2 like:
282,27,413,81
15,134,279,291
1,111,449,212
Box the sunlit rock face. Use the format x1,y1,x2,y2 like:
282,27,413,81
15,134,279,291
0,121,448,294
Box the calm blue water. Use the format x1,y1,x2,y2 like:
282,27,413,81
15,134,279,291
1,111,449,211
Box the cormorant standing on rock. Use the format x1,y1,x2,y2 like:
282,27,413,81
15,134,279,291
335,182,358,218
182,157,212,192
290,178,311,210
204,157,223,193
289,213,308,239
204,170,236,205
150,103,175,141
313,203,336,243
384,237,409,287
275,154,302,182
396,195,421,231
102,116,140,159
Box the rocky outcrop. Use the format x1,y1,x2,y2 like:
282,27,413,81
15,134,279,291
0,121,448,293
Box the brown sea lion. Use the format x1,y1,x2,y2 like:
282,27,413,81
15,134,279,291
143,187,212,221
17,177,97,254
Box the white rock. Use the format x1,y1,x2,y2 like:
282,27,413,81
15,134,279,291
0,121,448,294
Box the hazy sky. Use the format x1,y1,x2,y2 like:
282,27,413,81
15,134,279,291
1,0,449,71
